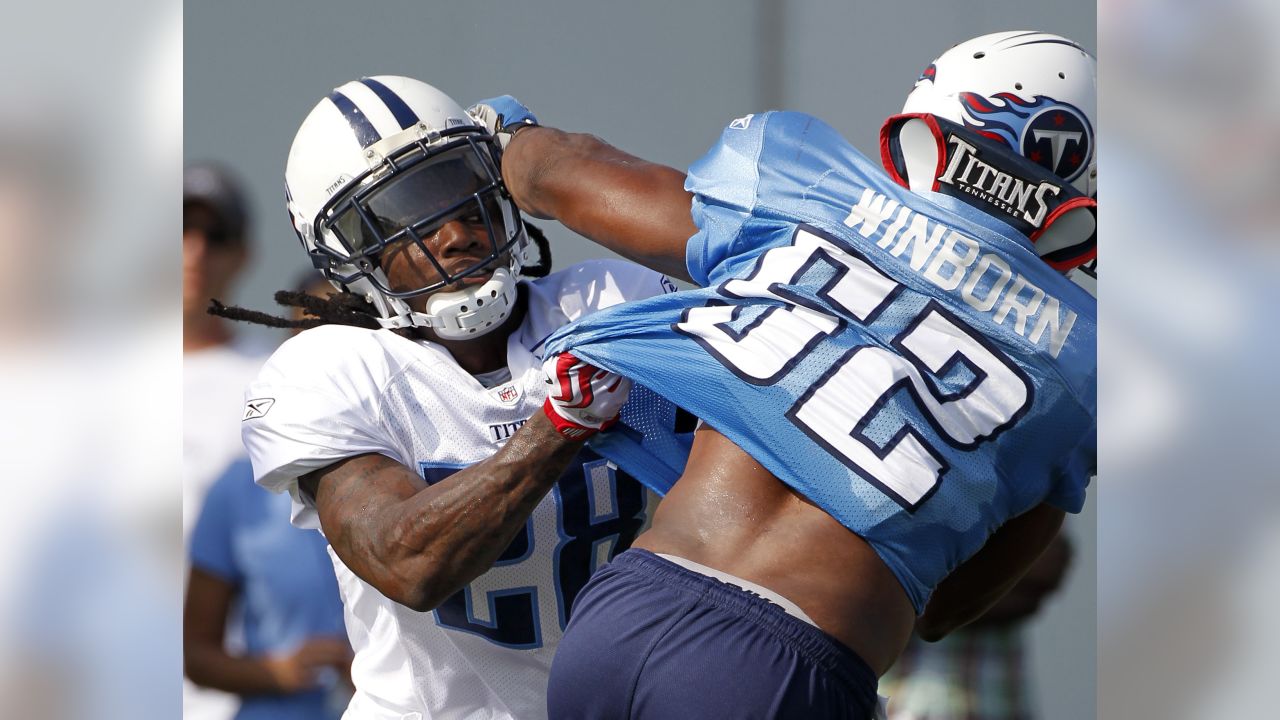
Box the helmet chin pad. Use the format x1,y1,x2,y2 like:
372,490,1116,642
411,266,519,339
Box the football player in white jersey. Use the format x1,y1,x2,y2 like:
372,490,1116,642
219,77,681,720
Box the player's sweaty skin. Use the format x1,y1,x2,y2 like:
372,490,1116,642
505,126,918,672
633,424,916,675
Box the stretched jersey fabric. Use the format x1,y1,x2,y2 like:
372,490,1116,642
545,112,1096,614
242,260,685,720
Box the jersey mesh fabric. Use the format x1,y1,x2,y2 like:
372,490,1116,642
374,359,557,717
589,383,691,496
242,261,682,720
545,112,1096,613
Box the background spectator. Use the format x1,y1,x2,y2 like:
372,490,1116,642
183,161,272,719
184,456,352,720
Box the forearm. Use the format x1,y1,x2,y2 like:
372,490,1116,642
917,503,1064,640
186,568,292,695
502,125,696,282
184,643,288,696
323,413,585,611
398,413,584,607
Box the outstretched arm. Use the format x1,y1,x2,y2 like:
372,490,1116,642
501,125,698,283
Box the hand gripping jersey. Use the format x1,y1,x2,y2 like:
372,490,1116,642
242,260,686,720
545,112,1096,614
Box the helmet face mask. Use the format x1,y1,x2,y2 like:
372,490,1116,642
285,76,530,337
314,130,517,299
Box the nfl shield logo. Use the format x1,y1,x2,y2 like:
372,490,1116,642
495,384,520,404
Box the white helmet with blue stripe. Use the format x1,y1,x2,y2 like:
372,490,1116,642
904,31,1097,198
284,76,529,338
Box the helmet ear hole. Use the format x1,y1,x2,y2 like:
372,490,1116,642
973,51,985,59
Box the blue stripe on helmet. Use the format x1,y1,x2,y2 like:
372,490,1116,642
360,78,420,130
327,90,381,148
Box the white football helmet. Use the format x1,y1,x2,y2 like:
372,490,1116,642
284,75,530,338
904,31,1097,197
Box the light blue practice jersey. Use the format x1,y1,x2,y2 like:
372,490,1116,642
547,112,1096,612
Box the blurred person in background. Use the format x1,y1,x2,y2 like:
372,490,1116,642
1098,0,1280,716
183,272,353,720
1,6,182,719
880,532,1072,719
184,161,273,531
0,124,73,342
0,10,180,719
183,161,271,720
183,453,353,720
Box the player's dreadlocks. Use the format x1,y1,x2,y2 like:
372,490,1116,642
209,221,553,331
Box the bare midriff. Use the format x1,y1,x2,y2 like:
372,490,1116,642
632,425,917,676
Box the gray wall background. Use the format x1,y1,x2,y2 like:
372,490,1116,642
186,2,1095,717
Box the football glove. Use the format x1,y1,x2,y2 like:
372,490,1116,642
542,352,630,439
467,95,539,151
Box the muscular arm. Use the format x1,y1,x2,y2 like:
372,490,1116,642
501,126,698,282
301,412,585,612
916,502,1066,641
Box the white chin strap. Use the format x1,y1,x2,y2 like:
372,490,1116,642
385,266,518,339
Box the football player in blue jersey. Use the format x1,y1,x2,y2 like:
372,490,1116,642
471,31,1096,718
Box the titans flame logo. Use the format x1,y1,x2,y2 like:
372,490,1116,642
957,92,1093,184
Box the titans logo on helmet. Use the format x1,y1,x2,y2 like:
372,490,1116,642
957,92,1093,183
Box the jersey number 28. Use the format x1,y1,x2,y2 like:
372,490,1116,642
419,448,646,648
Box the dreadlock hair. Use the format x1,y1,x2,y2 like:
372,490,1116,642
519,220,552,278
208,288,382,331
208,220,554,331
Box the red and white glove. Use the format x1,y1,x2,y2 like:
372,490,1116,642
541,352,631,439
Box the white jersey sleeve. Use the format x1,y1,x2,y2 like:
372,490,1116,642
241,325,410,528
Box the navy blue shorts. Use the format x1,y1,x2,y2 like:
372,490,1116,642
547,549,879,719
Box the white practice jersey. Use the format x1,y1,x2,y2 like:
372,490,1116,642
242,261,674,720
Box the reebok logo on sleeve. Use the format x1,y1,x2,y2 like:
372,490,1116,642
242,398,275,421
